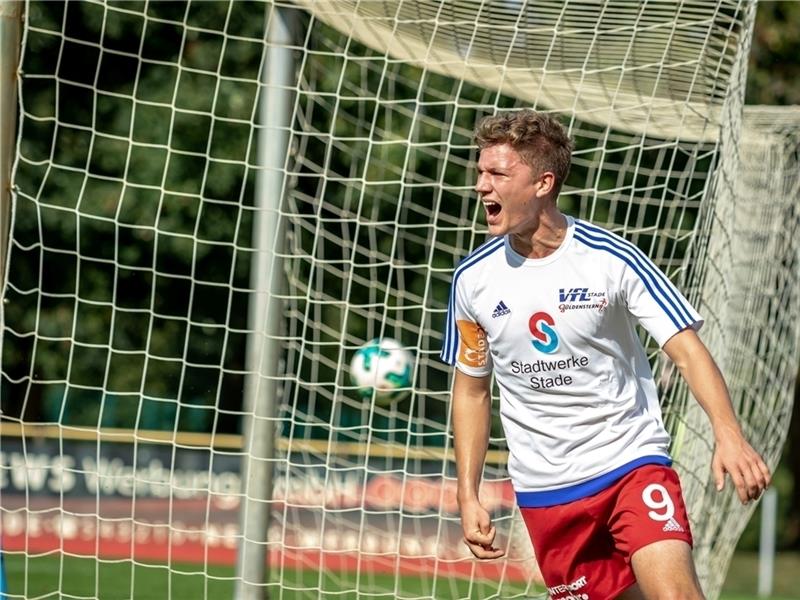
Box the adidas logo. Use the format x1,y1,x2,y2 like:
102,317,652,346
491,300,511,318
662,517,685,533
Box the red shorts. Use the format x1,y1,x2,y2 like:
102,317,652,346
520,465,693,599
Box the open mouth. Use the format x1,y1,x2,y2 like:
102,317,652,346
484,201,502,218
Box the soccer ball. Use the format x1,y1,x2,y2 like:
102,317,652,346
349,338,414,404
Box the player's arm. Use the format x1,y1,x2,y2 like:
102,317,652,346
453,368,505,559
662,328,771,503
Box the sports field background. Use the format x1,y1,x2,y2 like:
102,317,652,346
4,553,530,599
4,551,799,599
1,2,798,599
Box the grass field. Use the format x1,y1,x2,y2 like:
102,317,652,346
4,552,799,599
3,553,532,599
719,552,800,600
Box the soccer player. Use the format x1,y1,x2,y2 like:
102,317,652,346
441,109,771,599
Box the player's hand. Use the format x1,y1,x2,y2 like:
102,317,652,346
712,431,771,504
459,498,505,559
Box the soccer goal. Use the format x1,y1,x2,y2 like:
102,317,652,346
0,1,798,599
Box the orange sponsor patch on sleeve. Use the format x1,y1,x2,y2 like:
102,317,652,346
456,320,488,368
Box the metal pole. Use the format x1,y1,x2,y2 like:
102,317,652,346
0,0,21,291
235,4,296,599
0,2,21,597
757,486,777,597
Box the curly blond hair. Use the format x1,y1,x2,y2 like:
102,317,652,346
474,109,573,192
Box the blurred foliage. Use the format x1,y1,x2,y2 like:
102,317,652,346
747,1,800,105
2,0,269,433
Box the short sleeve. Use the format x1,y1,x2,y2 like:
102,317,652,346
440,273,493,376
621,256,703,348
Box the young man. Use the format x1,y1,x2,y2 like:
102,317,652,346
440,109,771,599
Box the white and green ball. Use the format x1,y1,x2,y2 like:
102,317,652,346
349,338,414,404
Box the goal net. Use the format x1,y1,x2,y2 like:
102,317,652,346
1,1,797,599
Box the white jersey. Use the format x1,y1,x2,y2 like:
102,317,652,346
441,217,703,507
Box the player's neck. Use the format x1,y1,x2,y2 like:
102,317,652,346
509,208,568,259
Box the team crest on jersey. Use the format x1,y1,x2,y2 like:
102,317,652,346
557,287,608,313
529,312,559,354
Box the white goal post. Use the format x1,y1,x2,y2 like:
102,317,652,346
0,1,798,599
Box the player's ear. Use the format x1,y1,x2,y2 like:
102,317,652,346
536,171,557,197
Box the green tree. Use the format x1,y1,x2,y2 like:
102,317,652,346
3,1,267,433
747,1,800,105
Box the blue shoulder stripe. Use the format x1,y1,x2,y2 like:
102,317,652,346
575,220,695,324
574,222,694,329
441,237,505,364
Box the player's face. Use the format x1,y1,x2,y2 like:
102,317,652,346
475,144,548,238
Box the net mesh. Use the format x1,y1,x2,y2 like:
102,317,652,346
1,1,797,598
